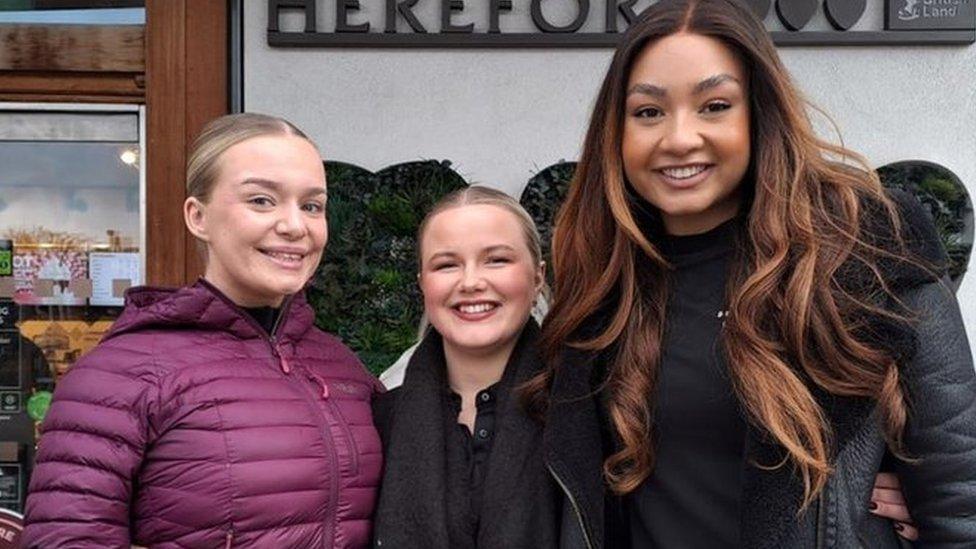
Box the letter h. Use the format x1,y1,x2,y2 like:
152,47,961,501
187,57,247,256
268,0,317,33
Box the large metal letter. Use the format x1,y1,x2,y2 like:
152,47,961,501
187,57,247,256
488,0,513,33
604,0,638,32
336,0,370,33
442,0,474,33
531,0,590,33
386,0,427,33
268,0,316,33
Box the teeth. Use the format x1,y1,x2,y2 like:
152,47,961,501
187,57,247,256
266,251,303,262
459,303,495,314
661,165,708,179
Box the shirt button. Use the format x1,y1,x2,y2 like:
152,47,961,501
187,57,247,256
478,428,490,439
480,392,491,402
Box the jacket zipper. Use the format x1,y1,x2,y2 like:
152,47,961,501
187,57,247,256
319,377,360,475
546,463,594,549
259,297,340,549
225,529,234,549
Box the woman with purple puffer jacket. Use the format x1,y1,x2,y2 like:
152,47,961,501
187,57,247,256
23,113,384,548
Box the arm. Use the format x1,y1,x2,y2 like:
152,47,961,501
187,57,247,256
892,279,976,548
23,350,159,548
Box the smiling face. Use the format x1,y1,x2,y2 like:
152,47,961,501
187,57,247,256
622,32,751,235
184,134,328,307
419,204,544,359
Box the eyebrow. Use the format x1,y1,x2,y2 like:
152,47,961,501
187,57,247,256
425,245,518,263
693,73,741,94
627,73,741,98
484,245,517,254
240,177,327,198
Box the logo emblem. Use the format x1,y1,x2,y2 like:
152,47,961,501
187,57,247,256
898,0,921,21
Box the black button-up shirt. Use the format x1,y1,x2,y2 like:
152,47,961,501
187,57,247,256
444,381,500,534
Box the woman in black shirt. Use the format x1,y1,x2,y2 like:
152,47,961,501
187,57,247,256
371,186,559,548
525,0,976,547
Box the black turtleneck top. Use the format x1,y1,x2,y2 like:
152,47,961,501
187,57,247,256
627,218,747,548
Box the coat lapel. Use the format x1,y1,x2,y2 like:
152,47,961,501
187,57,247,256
543,346,609,549
373,332,451,548
478,322,560,548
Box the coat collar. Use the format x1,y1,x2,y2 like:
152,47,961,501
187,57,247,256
108,279,315,343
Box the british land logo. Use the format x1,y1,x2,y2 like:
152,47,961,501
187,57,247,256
888,0,976,28
899,0,921,20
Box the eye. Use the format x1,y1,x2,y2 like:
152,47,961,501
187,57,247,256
249,196,274,207
633,106,664,119
487,256,512,265
302,201,325,214
432,262,457,271
701,101,732,115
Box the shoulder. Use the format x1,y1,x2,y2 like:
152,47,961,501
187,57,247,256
860,188,948,287
65,331,164,382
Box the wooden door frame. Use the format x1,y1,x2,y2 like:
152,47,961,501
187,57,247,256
145,0,228,286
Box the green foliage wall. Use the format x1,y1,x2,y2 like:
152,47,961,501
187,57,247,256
308,161,466,374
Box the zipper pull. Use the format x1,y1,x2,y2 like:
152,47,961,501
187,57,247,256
270,338,291,374
225,530,233,549
307,372,330,399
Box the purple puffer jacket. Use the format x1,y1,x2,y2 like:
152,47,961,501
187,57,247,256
24,280,384,548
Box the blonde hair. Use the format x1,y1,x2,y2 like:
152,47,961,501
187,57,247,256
186,112,314,202
416,185,545,271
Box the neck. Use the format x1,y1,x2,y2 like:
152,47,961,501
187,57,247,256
662,190,742,236
443,339,516,396
202,271,285,308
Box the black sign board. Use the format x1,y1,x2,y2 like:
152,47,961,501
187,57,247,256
0,465,20,508
886,0,975,30
0,303,14,332
268,0,975,47
0,336,18,391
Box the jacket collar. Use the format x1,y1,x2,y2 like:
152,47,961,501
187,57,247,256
107,279,315,343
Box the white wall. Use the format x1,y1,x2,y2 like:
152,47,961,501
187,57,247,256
245,1,976,351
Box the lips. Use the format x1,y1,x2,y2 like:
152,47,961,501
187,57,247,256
259,248,307,269
655,163,714,189
452,300,501,320
658,164,711,179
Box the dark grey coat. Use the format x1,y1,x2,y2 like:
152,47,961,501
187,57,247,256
545,193,976,549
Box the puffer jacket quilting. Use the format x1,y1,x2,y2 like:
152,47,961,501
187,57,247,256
23,280,384,548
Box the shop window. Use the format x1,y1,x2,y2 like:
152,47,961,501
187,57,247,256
878,160,973,289
0,1,144,25
0,103,144,515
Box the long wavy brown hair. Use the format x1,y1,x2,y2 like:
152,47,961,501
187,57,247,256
529,0,922,507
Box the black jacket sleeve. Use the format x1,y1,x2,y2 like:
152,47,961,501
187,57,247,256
893,277,976,548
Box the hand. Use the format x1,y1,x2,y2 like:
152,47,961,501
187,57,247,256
870,472,918,541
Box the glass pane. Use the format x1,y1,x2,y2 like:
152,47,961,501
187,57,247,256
0,1,144,25
0,107,143,516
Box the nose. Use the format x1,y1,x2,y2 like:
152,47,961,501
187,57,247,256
275,203,308,239
660,110,704,156
459,265,487,292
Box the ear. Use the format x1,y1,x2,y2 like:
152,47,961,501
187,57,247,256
534,260,546,295
184,196,210,243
